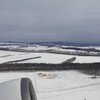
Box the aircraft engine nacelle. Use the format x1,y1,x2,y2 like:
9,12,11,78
0,78,37,100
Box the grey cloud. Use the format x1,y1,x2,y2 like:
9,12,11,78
0,0,100,42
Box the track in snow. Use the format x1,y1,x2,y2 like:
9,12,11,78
38,82,100,99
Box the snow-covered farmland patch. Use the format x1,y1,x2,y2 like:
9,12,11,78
73,56,100,63
0,50,42,64
20,53,74,64
20,45,49,51
0,71,100,100
0,50,73,64
0,50,100,64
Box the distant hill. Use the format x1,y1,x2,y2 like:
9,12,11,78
0,41,100,47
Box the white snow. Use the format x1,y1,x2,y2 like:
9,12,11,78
73,56,100,63
0,71,100,100
21,45,49,51
0,44,100,100
0,50,100,64
0,50,73,64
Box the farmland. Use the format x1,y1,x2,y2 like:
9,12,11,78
0,42,100,100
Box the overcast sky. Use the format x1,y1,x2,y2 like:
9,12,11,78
0,0,100,43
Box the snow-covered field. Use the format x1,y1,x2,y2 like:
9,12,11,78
0,43,100,100
0,50,100,64
0,71,100,100
0,50,72,64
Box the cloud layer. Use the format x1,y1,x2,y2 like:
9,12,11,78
0,0,100,42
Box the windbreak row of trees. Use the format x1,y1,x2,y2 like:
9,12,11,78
0,63,100,71
1,47,100,56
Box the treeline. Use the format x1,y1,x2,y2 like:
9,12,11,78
46,50,100,56
62,47,100,52
0,63,100,71
1,47,100,56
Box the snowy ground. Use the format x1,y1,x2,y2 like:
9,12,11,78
0,71,100,100
0,50,100,64
0,44,100,100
